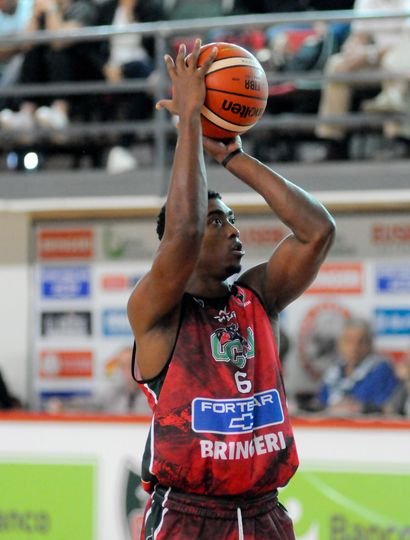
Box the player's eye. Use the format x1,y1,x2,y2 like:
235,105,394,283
228,216,236,225
211,217,223,226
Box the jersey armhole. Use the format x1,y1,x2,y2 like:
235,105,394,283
131,296,187,384
235,281,268,313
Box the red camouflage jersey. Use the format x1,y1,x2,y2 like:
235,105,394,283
137,284,299,497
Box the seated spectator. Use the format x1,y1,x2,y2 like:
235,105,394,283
97,0,163,173
318,317,398,415
315,0,410,160
362,26,410,140
0,0,101,134
0,0,34,101
383,349,410,417
0,367,21,409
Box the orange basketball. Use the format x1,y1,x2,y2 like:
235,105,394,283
198,42,268,140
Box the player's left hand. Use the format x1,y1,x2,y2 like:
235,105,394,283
203,135,242,164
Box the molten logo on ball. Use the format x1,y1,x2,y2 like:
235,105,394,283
198,42,269,140
221,100,265,119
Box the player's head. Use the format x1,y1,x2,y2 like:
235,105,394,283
338,317,373,368
156,189,221,240
199,196,243,279
156,190,244,279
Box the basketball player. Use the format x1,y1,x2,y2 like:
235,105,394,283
127,39,335,540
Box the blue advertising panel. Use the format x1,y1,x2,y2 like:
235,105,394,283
41,267,91,299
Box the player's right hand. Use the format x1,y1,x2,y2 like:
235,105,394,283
155,39,217,119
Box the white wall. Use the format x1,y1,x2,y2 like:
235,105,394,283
0,212,30,402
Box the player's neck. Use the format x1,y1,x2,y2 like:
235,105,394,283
185,275,231,299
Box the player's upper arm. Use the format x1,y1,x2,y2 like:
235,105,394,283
127,226,202,339
240,221,335,315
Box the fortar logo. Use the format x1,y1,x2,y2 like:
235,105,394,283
222,100,264,118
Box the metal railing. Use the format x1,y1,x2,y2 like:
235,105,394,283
1,8,410,172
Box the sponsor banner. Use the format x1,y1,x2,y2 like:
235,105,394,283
41,266,91,299
41,311,92,337
101,274,141,291
39,350,93,378
369,219,410,257
39,390,92,411
375,265,410,294
192,390,283,434
374,308,410,336
282,469,410,540
123,461,147,540
328,215,410,258
0,462,95,540
102,308,132,336
372,222,410,246
37,229,93,260
379,349,409,364
102,224,157,260
306,263,363,295
240,223,287,247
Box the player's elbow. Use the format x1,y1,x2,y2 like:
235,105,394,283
312,215,336,250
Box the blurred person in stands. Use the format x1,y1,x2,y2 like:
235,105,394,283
100,345,151,414
315,0,410,160
0,367,21,410
361,24,410,140
384,349,410,417
318,317,398,415
0,0,34,106
0,0,101,133
96,0,163,174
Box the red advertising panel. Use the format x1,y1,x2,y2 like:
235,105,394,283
306,263,363,295
38,229,94,259
40,350,93,378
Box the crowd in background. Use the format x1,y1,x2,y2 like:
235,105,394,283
1,0,410,171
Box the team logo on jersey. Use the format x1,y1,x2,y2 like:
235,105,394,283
210,324,254,369
214,308,237,323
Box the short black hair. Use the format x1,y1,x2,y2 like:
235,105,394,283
156,189,221,240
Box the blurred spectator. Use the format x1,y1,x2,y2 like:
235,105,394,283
315,0,410,160
384,349,410,417
318,317,398,415
362,26,410,140
0,367,21,409
0,0,34,100
97,0,163,174
163,0,228,19
0,0,101,134
99,345,151,414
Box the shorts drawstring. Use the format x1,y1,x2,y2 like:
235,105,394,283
237,507,244,540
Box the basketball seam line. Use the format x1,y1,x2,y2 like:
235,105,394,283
205,64,263,75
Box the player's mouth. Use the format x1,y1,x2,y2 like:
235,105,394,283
231,241,244,256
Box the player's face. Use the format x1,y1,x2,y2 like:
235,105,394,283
197,198,244,279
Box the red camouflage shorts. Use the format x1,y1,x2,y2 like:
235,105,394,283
141,485,296,540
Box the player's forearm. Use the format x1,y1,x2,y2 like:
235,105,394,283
165,114,207,242
226,152,335,246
